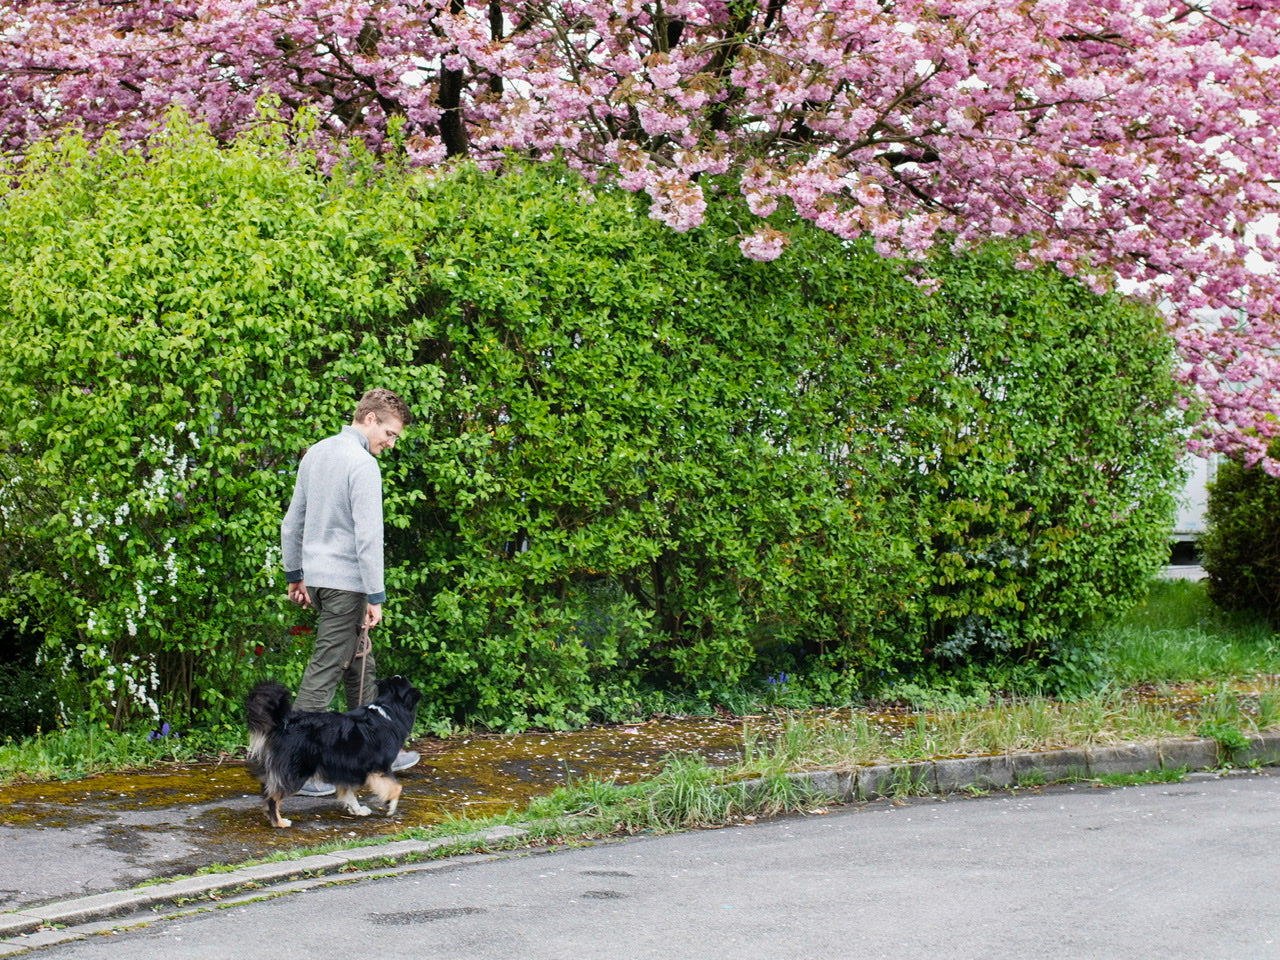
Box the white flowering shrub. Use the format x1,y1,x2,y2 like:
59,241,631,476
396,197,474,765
0,113,442,727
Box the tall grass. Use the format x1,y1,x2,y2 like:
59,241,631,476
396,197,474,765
0,724,202,783
519,751,825,833
1100,579,1280,685
719,579,1280,784
738,694,1199,776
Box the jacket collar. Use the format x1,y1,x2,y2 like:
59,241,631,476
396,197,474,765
341,424,371,453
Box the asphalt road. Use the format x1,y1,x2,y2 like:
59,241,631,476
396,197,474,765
36,772,1279,960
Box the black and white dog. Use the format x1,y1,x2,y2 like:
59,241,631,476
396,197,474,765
245,676,422,828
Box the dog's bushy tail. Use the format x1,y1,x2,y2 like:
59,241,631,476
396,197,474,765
246,681,292,761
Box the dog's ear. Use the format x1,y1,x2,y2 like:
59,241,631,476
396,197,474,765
385,675,421,703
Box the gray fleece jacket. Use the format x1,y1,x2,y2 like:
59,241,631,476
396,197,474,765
281,425,386,604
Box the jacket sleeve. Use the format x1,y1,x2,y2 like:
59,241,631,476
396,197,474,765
280,458,308,583
349,457,386,604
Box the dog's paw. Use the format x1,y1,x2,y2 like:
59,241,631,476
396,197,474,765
274,817,293,828
348,804,372,817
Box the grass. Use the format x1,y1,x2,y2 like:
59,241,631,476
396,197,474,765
1093,767,1189,788
0,723,208,783
1101,579,1280,685
736,695,1193,776
513,752,826,833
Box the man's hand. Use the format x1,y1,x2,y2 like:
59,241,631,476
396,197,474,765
287,580,311,608
364,602,383,629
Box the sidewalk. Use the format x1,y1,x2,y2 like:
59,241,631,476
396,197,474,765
3,730,1278,955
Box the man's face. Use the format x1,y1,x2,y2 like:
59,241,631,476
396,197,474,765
360,413,404,456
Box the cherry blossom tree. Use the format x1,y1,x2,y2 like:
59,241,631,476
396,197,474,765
2,1,1279,465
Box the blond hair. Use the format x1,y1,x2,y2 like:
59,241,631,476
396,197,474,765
353,388,413,426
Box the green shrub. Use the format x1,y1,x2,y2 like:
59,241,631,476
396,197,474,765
1200,445,1280,624
0,111,442,727
0,112,1187,732
0,662,63,739
895,244,1186,668
383,168,929,727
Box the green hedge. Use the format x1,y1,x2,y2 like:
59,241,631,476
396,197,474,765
1200,444,1280,624
0,115,441,730
900,244,1186,663
0,116,1186,731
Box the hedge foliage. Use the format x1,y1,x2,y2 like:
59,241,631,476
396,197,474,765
1200,446,1280,624
0,114,442,730
0,115,1187,732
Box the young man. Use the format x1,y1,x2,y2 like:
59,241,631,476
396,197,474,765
280,388,418,796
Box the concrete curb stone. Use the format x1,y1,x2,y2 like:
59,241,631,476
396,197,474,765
0,915,43,941
1158,737,1221,771
1086,742,1163,777
741,736,1246,805
890,762,934,795
932,754,1014,794
787,770,842,800
1235,729,1280,767
0,927,86,956
850,763,902,800
1011,747,1091,785
228,855,354,888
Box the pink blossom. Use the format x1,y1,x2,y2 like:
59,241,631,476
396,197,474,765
645,174,706,233
1,0,1279,468
739,228,788,262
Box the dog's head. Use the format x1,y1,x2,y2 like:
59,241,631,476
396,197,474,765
376,675,423,713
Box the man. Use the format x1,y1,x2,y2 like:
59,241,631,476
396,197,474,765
281,388,419,796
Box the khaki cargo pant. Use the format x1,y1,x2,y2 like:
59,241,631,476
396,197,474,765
293,587,378,712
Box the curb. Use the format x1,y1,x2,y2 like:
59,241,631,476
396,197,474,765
739,730,1280,803
3,731,1278,952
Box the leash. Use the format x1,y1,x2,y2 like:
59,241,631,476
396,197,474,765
353,626,372,707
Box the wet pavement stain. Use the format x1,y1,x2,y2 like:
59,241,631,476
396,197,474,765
0,716,759,874
408,716,750,822
370,907,488,925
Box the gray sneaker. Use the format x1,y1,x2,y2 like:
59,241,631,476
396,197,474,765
392,750,420,772
296,777,335,797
